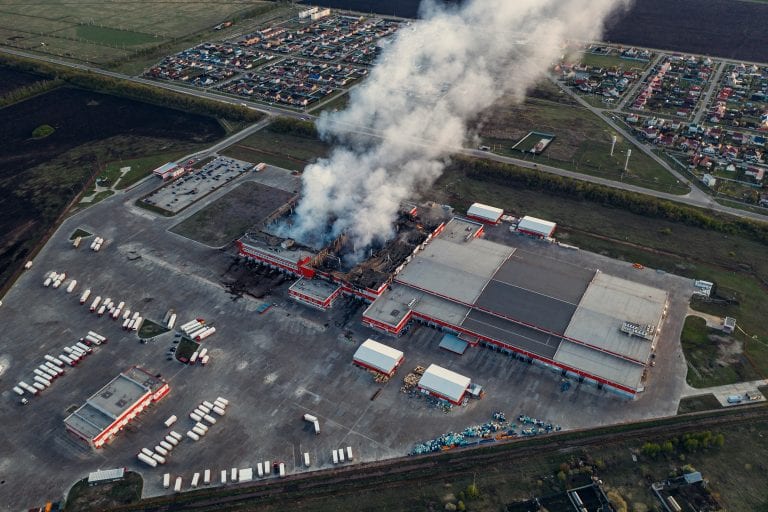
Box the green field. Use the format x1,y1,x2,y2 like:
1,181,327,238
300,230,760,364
477,97,688,194
221,126,331,171
578,51,650,71
138,319,169,339
0,0,280,66
76,25,158,47
677,394,722,414
680,316,762,387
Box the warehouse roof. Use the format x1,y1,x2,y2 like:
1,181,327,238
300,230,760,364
362,282,470,329
394,219,513,304
467,202,503,222
517,216,556,237
353,339,404,374
64,367,164,440
553,340,645,390
289,278,341,302
418,364,471,403
564,272,667,362
88,468,125,484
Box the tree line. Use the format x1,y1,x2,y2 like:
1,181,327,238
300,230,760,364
454,155,768,246
0,78,62,108
0,54,264,123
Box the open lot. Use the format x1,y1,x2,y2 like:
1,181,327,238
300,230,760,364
171,179,296,247
0,81,223,292
0,155,691,509
141,156,255,214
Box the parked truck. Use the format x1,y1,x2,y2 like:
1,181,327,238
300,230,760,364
89,296,102,312
79,289,91,304
66,280,77,293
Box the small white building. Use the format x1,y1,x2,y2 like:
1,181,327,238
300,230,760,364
417,364,471,405
467,203,503,224
353,339,404,377
517,216,556,238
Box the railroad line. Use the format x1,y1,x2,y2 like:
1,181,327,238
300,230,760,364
113,405,768,511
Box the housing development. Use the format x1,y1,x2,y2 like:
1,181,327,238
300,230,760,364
0,2,767,512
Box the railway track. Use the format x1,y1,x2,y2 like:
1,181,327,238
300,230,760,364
115,405,768,511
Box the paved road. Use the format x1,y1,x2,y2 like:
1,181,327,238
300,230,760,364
681,379,767,405
616,53,664,111
693,60,725,124
4,46,768,223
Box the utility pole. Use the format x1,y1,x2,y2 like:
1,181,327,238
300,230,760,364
624,149,632,172
610,135,617,156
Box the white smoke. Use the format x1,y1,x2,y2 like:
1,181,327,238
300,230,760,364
287,0,629,253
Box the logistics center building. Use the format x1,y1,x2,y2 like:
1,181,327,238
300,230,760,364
236,202,668,398
64,367,169,448
362,217,668,398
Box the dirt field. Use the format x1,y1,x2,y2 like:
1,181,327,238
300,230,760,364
604,0,768,62
170,180,295,247
0,83,224,290
301,0,768,62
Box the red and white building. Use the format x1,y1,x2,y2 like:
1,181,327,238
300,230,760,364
152,162,184,181
352,339,404,377
466,202,504,224
64,367,169,449
516,216,557,238
417,364,471,405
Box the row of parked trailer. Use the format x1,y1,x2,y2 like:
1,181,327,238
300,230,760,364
12,332,106,401
186,397,228,441
89,236,105,252
331,446,354,465
162,458,290,492
188,347,211,366
180,318,216,342
83,292,144,331
42,270,77,291
137,430,184,467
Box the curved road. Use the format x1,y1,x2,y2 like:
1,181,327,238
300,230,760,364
3,46,767,222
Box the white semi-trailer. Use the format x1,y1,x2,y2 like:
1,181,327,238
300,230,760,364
66,280,77,293
44,355,64,366
138,453,157,467
89,296,102,312
79,289,91,304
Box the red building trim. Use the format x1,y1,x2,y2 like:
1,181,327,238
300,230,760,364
352,356,403,377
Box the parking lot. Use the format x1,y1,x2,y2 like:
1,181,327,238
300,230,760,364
141,156,254,214
0,163,691,509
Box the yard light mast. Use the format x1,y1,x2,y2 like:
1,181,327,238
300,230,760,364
610,135,617,156
624,149,632,172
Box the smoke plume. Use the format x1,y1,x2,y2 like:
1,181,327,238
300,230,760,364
287,0,629,254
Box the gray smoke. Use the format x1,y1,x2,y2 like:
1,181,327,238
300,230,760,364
287,0,629,253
